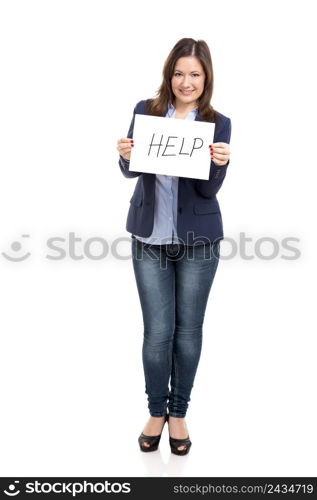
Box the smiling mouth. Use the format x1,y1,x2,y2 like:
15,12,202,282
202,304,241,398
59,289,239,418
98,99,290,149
180,89,194,95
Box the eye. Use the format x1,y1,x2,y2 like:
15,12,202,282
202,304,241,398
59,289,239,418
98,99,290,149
192,73,200,77
174,72,182,77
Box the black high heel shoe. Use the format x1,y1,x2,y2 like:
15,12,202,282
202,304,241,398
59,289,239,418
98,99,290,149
168,415,192,455
138,413,169,452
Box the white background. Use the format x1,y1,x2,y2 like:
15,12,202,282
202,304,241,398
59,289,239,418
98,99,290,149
0,0,316,477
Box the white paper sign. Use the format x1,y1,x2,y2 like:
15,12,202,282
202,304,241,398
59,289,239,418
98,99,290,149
129,114,215,180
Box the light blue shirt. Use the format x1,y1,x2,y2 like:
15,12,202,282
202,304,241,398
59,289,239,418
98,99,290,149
133,103,198,245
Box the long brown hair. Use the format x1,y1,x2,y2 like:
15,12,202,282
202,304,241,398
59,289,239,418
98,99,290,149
145,38,217,123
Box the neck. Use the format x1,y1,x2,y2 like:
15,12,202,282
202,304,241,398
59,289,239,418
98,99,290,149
172,98,198,114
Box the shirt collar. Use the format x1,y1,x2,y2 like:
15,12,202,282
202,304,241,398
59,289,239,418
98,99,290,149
167,102,198,117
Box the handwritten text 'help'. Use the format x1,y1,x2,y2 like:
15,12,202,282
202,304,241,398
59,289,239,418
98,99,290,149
147,134,204,157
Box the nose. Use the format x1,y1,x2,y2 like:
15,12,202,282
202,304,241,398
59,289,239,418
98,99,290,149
182,75,191,88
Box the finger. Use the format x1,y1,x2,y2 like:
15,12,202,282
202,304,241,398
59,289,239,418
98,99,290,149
117,138,134,145
211,147,230,156
210,153,228,165
211,151,229,160
118,141,132,148
117,144,132,153
117,142,132,149
210,145,230,155
210,154,229,166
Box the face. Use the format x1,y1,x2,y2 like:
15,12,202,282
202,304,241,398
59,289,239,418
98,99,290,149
171,56,206,109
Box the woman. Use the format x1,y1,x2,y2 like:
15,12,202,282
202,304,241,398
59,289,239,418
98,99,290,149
116,38,231,455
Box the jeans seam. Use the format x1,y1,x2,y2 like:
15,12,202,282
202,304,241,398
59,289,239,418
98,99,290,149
172,346,178,414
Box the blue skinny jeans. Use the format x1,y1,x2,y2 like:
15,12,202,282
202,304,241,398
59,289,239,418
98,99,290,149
131,236,220,418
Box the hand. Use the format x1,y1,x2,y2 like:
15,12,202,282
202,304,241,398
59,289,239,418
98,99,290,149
209,142,230,166
117,138,134,161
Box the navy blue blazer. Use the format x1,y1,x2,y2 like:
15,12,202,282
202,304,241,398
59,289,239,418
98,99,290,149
119,99,231,245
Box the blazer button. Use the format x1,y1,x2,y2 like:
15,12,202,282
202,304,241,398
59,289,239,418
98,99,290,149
178,207,182,214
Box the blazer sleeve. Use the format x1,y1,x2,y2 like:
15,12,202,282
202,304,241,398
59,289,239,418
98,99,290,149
194,117,232,198
118,102,142,179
